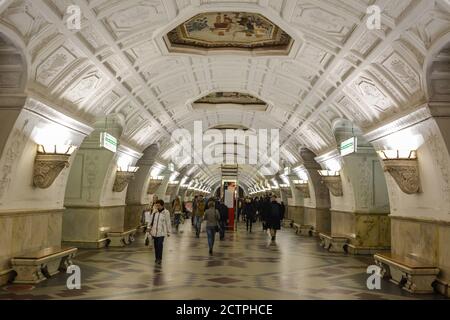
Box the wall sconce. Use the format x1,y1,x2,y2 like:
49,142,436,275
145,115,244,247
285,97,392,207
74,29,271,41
147,176,164,194
293,180,310,198
33,144,77,189
377,150,420,194
318,170,343,197
113,166,139,192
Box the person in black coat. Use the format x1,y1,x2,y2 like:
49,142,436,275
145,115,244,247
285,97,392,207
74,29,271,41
260,196,271,231
218,199,228,240
243,198,256,232
266,195,282,241
280,201,286,221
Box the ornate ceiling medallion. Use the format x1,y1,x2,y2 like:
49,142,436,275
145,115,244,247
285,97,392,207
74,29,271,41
165,12,294,55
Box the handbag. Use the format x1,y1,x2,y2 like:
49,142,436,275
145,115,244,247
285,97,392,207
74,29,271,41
144,232,151,246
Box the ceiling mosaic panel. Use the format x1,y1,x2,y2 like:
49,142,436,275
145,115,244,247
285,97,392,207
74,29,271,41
195,92,266,105
166,12,293,54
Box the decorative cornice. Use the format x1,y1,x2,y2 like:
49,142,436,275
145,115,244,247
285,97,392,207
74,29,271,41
0,208,64,217
390,215,450,226
315,149,340,165
24,97,94,137
363,105,432,143
117,145,143,161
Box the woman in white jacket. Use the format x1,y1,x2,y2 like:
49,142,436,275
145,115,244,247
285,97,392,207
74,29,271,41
147,199,172,265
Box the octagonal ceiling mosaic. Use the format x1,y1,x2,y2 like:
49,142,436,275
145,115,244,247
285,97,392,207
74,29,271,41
192,92,268,111
165,12,294,55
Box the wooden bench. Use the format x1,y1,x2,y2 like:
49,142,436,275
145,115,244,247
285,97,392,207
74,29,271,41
319,233,348,253
11,247,77,284
107,229,137,247
374,253,440,294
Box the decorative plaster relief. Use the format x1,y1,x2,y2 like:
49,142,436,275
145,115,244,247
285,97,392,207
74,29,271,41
382,159,421,194
321,176,343,197
36,47,76,87
356,78,393,112
65,74,100,104
113,172,135,193
382,52,420,94
33,154,70,189
0,119,31,200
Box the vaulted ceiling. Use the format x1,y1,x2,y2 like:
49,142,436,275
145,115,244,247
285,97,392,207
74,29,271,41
1,0,449,189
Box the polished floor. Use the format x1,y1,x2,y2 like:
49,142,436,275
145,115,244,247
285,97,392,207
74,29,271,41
0,220,446,300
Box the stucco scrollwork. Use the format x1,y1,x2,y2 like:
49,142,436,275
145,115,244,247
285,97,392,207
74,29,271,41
113,172,136,193
296,184,310,198
33,154,70,189
147,179,163,194
321,176,343,197
382,159,421,194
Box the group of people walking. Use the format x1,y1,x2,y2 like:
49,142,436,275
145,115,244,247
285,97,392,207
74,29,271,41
239,195,286,240
144,193,286,266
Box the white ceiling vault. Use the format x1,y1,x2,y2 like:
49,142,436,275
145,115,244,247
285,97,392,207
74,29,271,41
1,0,450,187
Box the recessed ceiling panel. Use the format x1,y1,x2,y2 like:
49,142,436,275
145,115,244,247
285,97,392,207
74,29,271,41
166,12,293,55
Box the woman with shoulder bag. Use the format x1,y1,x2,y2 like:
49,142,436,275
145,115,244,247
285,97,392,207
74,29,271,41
203,200,221,255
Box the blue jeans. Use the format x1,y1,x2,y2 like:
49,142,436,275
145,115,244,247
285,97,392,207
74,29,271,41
206,226,216,250
194,216,202,236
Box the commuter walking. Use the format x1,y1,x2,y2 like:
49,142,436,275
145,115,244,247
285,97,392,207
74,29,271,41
266,196,282,241
172,197,183,233
244,198,256,233
192,196,198,226
203,200,220,255
194,194,206,238
218,199,228,240
147,200,172,266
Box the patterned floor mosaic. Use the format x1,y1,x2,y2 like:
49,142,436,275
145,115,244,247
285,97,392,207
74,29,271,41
0,220,447,300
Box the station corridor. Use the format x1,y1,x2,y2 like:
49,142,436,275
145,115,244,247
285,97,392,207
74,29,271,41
1,0,450,304
0,221,445,300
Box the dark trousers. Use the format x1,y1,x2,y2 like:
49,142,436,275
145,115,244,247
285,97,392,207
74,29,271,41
246,218,253,232
153,236,165,261
219,220,226,240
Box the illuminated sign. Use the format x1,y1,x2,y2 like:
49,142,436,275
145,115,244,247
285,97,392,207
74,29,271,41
100,132,117,153
340,137,357,156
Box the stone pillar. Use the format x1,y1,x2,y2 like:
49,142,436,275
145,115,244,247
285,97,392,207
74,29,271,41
0,98,93,285
299,148,331,236
318,120,391,254
63,115,141,248
124,144,159,230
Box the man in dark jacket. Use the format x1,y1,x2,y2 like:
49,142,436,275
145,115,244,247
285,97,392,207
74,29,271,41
266,195,282,241
218,199,228,240
243,198,256,232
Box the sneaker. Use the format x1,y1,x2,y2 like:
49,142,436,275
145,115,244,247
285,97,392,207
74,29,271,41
209,249,213,255
271,236,275,241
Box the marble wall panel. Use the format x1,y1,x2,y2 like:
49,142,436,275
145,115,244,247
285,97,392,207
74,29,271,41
0,210,62,285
